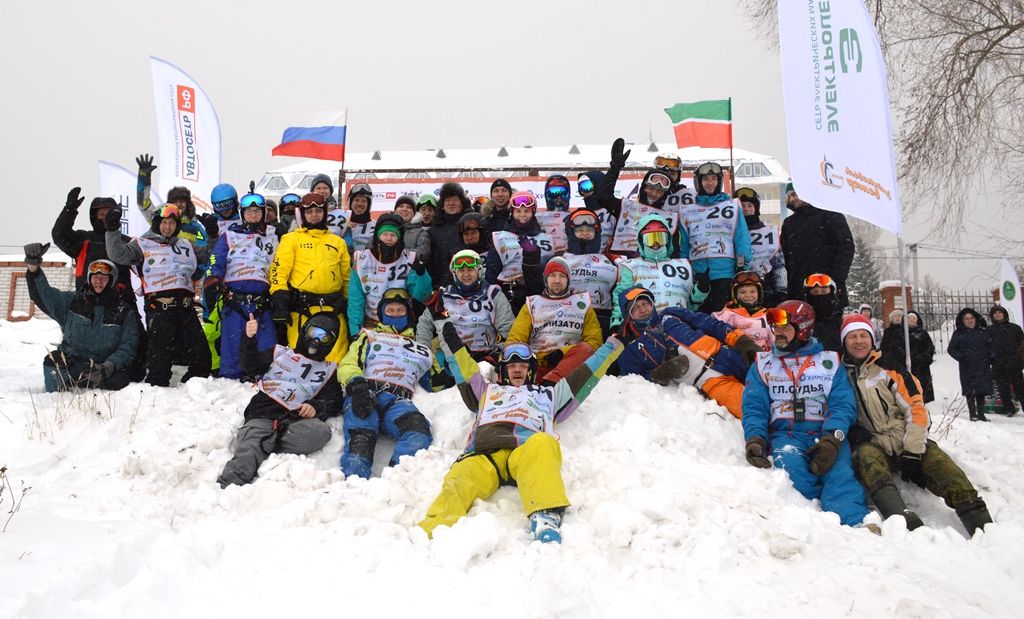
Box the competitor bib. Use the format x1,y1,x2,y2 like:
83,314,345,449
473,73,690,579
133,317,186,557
325,207,351,237
749,224,781,277
535,211,569,255
362,330,432,394
138,236,196,294
354,249,417,320
491,230,555,281
713,307,774,352
620,257,694,313
680,198,741,260
562,252,617,311
478,382,556,435
260,345,336,410
756,351,841,423
224,229,278,285
348,219,374,253
443,285,503,352
526,292,591,352
610,200,680,254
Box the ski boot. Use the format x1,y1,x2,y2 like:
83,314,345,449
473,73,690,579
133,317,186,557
870,481,924,531
530,509,563,543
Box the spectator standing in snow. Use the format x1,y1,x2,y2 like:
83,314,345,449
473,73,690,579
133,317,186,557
947,308,994,422
988,305,1024,416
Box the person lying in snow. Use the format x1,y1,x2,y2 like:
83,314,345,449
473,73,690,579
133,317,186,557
217,313,343,487
615,286,760,419
418,311,623,543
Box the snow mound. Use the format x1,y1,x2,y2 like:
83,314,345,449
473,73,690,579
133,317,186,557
1,321,1022,618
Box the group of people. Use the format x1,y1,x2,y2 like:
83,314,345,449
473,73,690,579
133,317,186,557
23,138,1005,542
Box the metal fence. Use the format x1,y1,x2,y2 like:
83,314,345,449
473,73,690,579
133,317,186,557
848,289,996,351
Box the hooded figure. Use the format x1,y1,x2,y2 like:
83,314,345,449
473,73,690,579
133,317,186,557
427,182,472,287
562,208,617,336
577,169,621,254
457,211,489,257
987,304,1024,415
879,310,936,403
948,308,994,421
51,189,135,294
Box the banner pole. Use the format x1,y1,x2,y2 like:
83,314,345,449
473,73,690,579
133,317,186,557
338,107,349,204
728,97,735,193
898,236,912,369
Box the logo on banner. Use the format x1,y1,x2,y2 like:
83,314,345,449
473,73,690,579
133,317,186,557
176,84,199,182
820,155,845,189
1005,281,1017,302
839,29,863,74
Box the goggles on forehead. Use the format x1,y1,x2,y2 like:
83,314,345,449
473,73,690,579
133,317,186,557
569,212,598,227
280,193,302,206
803,273,835,289
734,271,762,285
451,254,482,270
696,162,723,177
644,173,672,192
766,307,790,327
735,187,758,200
641,230,669,248
304,325,335,346
350,183,372,195
510,194,537,209
654,155,682,171
501,343,534,363
158,205,181,219
240,193,266,208
88,261,115,276
577,178,595,193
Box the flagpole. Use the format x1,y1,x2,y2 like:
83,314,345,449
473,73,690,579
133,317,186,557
337,107,349,205
727,97,735,193
897,235,912,369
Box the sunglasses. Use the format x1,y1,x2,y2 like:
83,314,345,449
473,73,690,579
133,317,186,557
578,178,595,193
735,187,757,200
240,194,266,208
280,193,302,206
734,271,762,285
546,186,570,197
158,205,181,219
305,325,335,346
654,155,682,171
803,273,835,288
696,162,723,177
501,343,534,363
641,230,669,248
644,173,672,192
511,194,537,209
569,212,598,227
451,255,482,270
88,262,115,276
766,308,789,327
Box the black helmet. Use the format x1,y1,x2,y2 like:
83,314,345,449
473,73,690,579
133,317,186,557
694,162,724,196
348,183,373,211
297,313,340,361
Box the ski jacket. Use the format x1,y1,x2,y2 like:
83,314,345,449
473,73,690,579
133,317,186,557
51,204,134,291
339,324,432,397
207,223,277,296
346,248,432,335
713,304,774,352
269,227,351,297
104,228,206,299
403,222,432,264
415,283,515,353
780,204,855,306
947,309,994,395
843,350,928,457
240,338,343,422
988,306,1024,370
427,205,471,288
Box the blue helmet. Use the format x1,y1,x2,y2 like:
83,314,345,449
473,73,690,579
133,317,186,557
211,183,239,216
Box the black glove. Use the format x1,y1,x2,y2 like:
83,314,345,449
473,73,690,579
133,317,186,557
104,207,123,232
82,361,114,386
412,259,427,276
694,271,711,294
441,320,464,353
197,213,219,239
650,350,690,386
900,453,927,489
806,435,841,475
544,349,564,368
427,290,448,321
347,377,374,419
733,335,761,365
610,137,631,169
23,242,50,267
521,237,541,266
136,153,157,176
745,437,772,469
65,187,84,212
99,361,116,378
271,291,291,323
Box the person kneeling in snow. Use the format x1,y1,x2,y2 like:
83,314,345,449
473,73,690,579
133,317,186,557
616,287,760,419
742,300,870,526
840,314,993,536
218,313,344,487
24,243,138,392
418,314,624,543
339,288,433,479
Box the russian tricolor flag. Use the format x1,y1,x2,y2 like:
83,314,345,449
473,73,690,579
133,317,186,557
272,111,347,161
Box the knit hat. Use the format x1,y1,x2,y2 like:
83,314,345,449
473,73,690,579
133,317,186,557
543,257,570,280
310,173,334,195
375,222,401,238
490,178,513,194
785,181,795,194
394,195,417,211
841,314,876,346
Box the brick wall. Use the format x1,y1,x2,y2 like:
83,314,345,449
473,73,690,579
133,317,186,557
1,262,74,321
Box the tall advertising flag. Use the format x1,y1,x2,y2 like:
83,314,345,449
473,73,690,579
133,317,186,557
1001,258,1023,326
778,1,902,234
149,56,222,213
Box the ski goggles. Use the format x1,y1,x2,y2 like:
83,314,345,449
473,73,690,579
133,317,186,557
350,183,372,196
451,254,482,270
88,261,115,276
766,307,790,327
734,271,762,286
577,178,595,194
803,273,835,289
569,211,598,228
641,230,669,248
213,198,238,213
654,155,682,172
158,205,181,219
417,194,438,208
240,193,266,208
501,343,534,363
696,162,723,177
643,173,672,192
510,194,537,209
734,187,758,201
304,325,335,346
280,193,302,207
546,186,570,198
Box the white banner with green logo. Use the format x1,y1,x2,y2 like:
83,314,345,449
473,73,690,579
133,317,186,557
777,0,902,234
1001,258,1023,326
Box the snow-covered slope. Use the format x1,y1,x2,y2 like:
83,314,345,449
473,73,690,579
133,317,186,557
1,319,1021,618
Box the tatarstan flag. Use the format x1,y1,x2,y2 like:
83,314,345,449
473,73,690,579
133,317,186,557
664,99,732,149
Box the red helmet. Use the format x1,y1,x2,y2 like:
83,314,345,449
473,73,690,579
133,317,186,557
769,300,816,342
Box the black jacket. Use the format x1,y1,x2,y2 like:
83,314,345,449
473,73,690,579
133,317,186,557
427,183,472,287
948,308,994,395
52,204,134,291
239,335,344,422
780,204,855,306
988,305,1024,370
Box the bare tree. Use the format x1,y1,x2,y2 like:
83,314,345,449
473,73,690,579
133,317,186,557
740,0,1024,241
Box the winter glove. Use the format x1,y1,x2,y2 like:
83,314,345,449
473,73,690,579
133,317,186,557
521,237,541,266
745,437,772,469
694,271,711,295
197,213,219,239
650,350,690,387
412,259,427,276
733,335,761,365
441,320,465,354
428,293,448,321
806,435,841,476
610,137,631,169
64,187,84,212
347,377,374,419
82,362,114,386
271,291,292,325
104,207,123,232
900,453,927,489
23,242,50,267
136,153,157,176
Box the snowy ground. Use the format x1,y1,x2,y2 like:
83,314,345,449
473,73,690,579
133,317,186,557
1,318,1021,618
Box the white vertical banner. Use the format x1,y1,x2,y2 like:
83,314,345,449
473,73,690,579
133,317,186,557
150,56,221,213
98,160,160,315
1001,258,1023,326
778,0,902,234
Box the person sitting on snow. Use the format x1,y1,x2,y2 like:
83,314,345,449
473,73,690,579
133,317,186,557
339,288,433,479
742,300,870,527
840,314,993,536
217,313,344,487
616,286,760,419
713,271,774,352
417,313,624,543
505,257,604,385
24,244,138,392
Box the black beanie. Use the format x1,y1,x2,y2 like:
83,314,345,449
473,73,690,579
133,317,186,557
490,178,512,194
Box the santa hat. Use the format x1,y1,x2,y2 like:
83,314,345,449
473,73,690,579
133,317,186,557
841,314,876,346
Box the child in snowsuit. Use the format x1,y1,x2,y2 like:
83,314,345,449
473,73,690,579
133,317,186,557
713,271,774,352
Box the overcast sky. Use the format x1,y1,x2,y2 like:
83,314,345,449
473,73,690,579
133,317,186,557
1,0,1015,290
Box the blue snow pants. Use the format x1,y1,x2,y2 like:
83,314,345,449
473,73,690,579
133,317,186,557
341,390,432,479
220,302,276,380
771,432,869,526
